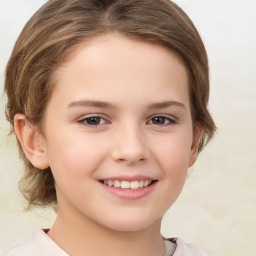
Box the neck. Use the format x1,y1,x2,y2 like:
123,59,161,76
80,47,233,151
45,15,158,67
48,207,165,256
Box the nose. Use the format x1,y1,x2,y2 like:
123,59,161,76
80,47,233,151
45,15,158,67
111,124,150,165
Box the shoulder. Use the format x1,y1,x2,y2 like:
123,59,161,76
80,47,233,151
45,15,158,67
166,238,218,256
1,229,68,256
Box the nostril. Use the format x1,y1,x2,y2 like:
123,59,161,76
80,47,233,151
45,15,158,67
111,142,150,164
116,157,147,164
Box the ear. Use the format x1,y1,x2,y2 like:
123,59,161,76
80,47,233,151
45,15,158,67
14,114,49,169
188,125,204,167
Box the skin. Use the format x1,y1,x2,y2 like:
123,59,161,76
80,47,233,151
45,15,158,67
15,33,202,256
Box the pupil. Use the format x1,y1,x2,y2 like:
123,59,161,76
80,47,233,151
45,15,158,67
153,117,165,124
88,117,100,125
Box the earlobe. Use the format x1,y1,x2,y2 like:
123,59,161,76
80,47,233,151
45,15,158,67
188,125,204,167
14,114,49,169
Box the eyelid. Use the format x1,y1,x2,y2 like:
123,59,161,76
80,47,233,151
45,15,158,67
147,114,177,125
77,114,110,127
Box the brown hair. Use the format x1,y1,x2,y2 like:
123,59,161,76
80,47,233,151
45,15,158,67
5,0,216,209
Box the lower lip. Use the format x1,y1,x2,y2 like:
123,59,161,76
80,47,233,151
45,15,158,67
99,182,157,200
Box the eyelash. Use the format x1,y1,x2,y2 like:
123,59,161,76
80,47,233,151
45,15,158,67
78,115,109,127
147,115,176,126
77,115,176,128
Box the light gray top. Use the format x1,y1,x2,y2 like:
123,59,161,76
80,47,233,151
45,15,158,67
2,229,217,256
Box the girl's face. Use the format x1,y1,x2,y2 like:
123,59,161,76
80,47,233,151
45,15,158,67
41,34,200,232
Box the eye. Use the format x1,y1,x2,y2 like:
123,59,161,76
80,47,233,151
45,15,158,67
148,115,176,126
78,116,108,127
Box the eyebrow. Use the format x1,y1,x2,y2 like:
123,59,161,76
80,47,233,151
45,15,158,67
149,101,186,110
67,100,116,109
67,100,186,110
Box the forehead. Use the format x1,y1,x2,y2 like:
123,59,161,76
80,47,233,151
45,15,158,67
51,33,189,107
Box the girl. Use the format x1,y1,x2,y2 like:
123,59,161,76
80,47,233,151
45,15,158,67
3,0,217,255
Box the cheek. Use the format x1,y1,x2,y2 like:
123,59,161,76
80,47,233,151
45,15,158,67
154,132,193,170
45,132,108,180
45,137,106,206
151,137,191,217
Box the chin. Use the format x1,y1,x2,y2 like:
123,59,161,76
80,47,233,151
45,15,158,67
100,212,161,232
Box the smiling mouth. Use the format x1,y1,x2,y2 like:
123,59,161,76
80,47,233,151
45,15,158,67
99,180,157,190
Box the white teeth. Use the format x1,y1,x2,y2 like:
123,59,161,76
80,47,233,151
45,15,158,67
130,181,139,189
103,180,153,189
144,180,149,187
121,181,130,189
114,180,120,188
138,181,144,188
107,180,114,186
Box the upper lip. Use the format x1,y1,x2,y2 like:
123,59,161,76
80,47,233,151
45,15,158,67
99,175,157,182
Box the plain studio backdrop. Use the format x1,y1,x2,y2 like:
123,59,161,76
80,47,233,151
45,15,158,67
0,0,255,255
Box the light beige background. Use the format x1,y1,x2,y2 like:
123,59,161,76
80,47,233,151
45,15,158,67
0,0,255,255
